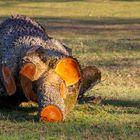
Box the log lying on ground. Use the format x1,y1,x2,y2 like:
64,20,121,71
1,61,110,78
79,66,101,99
0,15,101,122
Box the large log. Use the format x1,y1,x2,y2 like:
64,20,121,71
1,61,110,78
0,15,101,122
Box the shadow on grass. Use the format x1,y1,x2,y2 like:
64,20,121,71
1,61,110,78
32,16,140,36
0,105,38,122
102,99,140,108
0,16,140,35
78,96,140,108
0,93,38,122
0,103,140,139
78,96,102,105
0,98,139,123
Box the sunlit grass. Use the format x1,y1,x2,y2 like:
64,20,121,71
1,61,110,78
0,0,140,18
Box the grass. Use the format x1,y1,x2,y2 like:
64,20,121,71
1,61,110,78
0,0,140,139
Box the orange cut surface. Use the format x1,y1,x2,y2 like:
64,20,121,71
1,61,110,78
40,105,63,122
20,74,37,102
2,66,16,96
20,63,36,81
55,58,81,86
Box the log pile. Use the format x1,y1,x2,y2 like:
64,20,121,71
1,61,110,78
0,15,101,122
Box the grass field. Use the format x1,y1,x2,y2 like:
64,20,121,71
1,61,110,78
0,0,140,139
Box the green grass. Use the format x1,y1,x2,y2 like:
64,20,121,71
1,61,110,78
0,0,140,139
